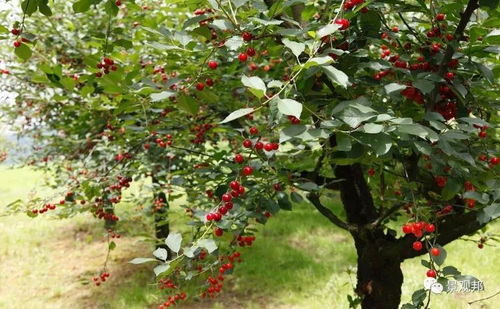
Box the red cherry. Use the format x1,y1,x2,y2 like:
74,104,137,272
246,47,256,56
412,241,423,251
436,13,446,21
445,72,454,80
334,18,350,30
115,0,122,6
221,194,232,202
426,269,437,278
213,213,222,221
196,82,205,91
272,143,279,150
234,154,244,164
490,157,499,165
242,139,252,148
254,141,264,150
206,213,215,221
478,131,487,138
242,32,253,42
368,168,376,176
249,127,258,135
264,143,274,152
214,228,223,237
238,53,248,62
425,224,435,233
402,224,412,234
208,60,218,69
238,186,245,195
224,201,233,209
242,166,253,176
13,41,21,47
206,78,214,86
392,26,399,32
273,183,282,191
430,247,440,256
230,181,240,191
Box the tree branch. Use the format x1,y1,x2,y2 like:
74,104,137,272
395,209,495,261
308,192,355,231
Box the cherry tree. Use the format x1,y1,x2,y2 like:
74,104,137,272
1,0,499,308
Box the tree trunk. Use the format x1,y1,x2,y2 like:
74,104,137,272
152,176,171,258
354,235,404,309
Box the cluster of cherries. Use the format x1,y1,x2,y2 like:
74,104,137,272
343,0,367,11
95,57,118,78
115,152,132,161
401,85,425,105
152,134,173,148
108,175,132,191
205,181,246,222
402,221,436,239
108,229,121,239
237,235,256,247
474,123,489,139
93,272,111,286
31,202,58,214
190,123,214,144
153,198,167,212
94,206,120,222
434,176,448,188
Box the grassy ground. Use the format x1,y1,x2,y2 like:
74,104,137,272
0,166,498,309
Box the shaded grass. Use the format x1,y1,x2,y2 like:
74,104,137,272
0,166,498,309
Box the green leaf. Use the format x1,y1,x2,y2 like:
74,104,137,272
441,179,461,200
477,203,500,224
109,241,116,250
165,232,182,253
73,0,93,13
153,248,168,261
385,83,406,94
241,75,266,98
277,98,303,119
198,238,217,253
304,56,333,68
316,23,341,38
38,0,52,16
290,192,303,203
442,266,461,276
335,133,352,151
296,182,319,191
414,79,435,94
363,123,384,134
14,43,32,61
397,124,431,139
411,289,427,306
421,260,431,268
282,38,305,58
129,257,157,264
151,91,175,102
359,10,382,37
177,95,199,115
431,245,447,266
0,25,8,34
220,108,254,124
225,36,244,50
476,63,494,84
479,0,499,9
104,0,119,16
322,66,349,88
22,0,39,16
358,133,393,156
154,264,170,276
279,125,307,143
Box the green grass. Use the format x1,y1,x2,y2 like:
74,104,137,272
0,166,498,308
